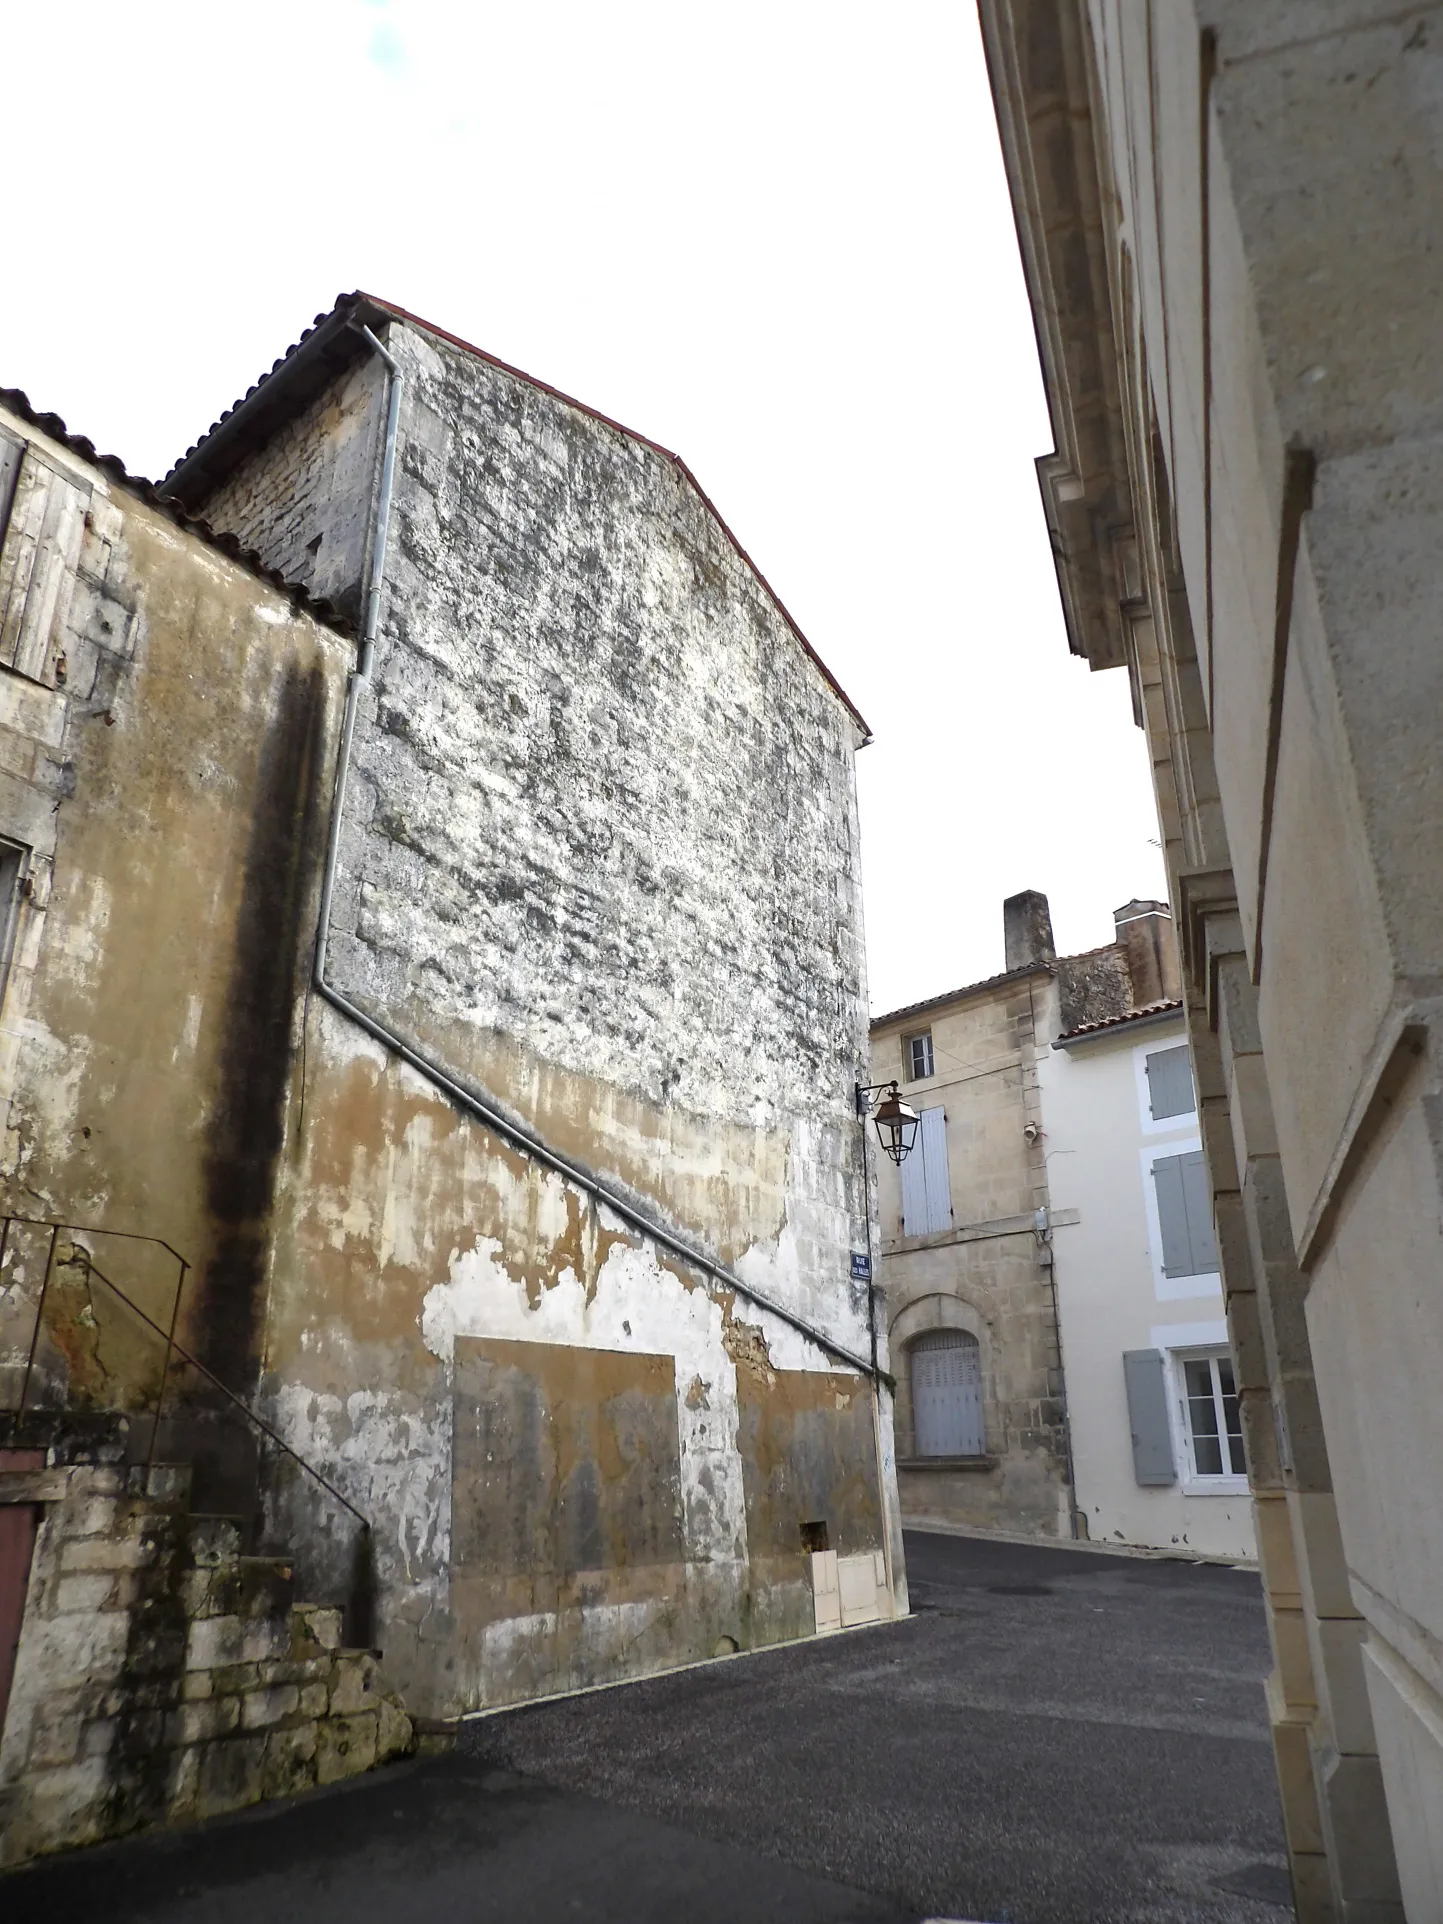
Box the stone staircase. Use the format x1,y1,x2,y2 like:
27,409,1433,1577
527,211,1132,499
0,1448,413,1868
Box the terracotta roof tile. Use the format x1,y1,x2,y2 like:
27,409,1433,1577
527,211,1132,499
870,961,1054,1031
1056,997,1184,1042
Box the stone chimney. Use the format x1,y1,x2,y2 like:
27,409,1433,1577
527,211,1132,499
1112,899,1181,1008
1003,890,1056,972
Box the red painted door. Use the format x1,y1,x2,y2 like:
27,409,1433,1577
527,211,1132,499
0,1449,44,1743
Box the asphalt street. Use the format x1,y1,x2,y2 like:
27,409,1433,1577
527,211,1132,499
2,1529,1290,1924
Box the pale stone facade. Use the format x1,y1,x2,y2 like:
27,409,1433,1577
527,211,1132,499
979,3,1432,1913
872,889,1208,1547
871,927,1068,1538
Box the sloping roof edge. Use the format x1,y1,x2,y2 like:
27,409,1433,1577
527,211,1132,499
1053,998,1184,1047
0,387,354,636
870,960,1054,1032
163,291,871,741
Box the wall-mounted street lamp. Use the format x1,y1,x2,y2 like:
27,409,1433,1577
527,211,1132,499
853,1079,919,1379
855,1080,920,1166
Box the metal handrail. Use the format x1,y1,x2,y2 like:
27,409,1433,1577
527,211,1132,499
10,1216,189,1435
4,1216,368,1535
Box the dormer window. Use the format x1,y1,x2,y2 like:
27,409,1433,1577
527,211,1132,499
906,1031,934,1082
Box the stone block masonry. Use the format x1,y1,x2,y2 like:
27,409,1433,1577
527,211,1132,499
0,1457,413,1869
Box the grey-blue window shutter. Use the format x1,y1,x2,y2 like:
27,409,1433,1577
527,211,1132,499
920,1106,951,1235
1123,1350,1176,1485
1179,1150,1218,1274
1145,1044,1195,1120
900,1120,929,1236
1153,1154,1193,1276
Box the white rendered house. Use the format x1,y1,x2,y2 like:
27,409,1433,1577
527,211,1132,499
1038,1002,1256,1562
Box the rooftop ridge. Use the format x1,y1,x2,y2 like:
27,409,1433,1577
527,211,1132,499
162,291,869,740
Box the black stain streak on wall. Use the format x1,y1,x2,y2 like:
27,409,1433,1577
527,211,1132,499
196,663,327,1389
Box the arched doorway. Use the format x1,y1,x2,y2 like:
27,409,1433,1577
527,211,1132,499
911,1328,984,1458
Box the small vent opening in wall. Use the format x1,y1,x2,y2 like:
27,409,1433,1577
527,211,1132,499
800,1519,830,1553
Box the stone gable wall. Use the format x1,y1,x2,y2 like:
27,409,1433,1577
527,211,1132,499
195,355,384,625
156,318,905,1717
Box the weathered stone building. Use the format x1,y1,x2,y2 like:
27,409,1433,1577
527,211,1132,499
0,293,903,1860
871,887,1202,1545
979,3,1438,1913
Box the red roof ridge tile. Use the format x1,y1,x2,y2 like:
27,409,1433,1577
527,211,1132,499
1057,997,1184,1041
163,292,869,740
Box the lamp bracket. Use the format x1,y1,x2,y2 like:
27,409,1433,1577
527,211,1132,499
855,1079,901,1116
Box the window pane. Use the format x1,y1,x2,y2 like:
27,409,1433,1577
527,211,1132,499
1184,1358,1223,1475
908,1034,934,1080
1183,1359,1213,1401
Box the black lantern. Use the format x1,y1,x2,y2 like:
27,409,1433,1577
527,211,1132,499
856,1080,920,1165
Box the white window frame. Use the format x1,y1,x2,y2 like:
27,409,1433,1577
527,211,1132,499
1167,1343,1248,1494
1139,1134,1222,1301
1132,1033,1197,1136
905,1030,935,1084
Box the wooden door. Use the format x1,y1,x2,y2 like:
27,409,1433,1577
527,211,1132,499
0,1449,44,1744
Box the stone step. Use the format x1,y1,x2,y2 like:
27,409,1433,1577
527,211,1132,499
1,1450,412,1868
187,1513,254,1565
175,1597,413,1808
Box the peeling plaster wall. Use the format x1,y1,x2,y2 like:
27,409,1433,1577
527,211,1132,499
192,318,901,1713
0,407,350,1437
0,361,901,1739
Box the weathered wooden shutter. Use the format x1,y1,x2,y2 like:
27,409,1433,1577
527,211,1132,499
0,432,24,533
1123,1349,1176,1485
1153,1153,1191,1276
1145,1044,1195,1120
1153,1148,1217,1277
0,444,90,682
900,1120,929,1235
912,1330,984,1457
920,1105,951,1235
1179,1149,1217,1273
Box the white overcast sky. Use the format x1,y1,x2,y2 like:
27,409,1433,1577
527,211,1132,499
3,0,1164,1017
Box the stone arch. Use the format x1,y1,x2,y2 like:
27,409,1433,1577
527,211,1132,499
888,1291,999,1460
889,1291,988,1350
